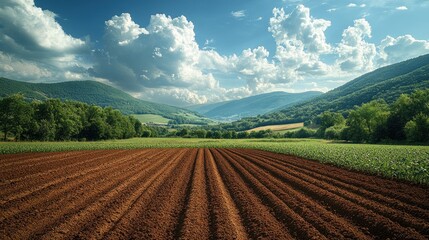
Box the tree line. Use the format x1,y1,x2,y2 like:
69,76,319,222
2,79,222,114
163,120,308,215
0,95,151,141
169,89,429,143
313,89,429,143
2,89,427,143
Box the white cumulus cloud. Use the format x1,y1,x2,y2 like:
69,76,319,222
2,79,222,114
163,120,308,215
336,18,377,71
396,6,408,11
0,0,88,81
269,5,332,81
378,35,429,64
91,13,218,94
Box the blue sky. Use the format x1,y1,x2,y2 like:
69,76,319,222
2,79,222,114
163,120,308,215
1,0,429,106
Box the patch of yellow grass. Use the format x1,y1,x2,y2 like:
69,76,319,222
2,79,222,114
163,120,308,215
247,122,304,132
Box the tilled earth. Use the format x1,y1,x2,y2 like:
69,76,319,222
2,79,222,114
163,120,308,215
0,148,428,239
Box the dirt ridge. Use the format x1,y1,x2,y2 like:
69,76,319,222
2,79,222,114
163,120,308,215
1,148,428,239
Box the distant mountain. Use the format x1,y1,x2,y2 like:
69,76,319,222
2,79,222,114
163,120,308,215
273,54,429,121
0,78,202,121
186,91,322,121
228,54,429,130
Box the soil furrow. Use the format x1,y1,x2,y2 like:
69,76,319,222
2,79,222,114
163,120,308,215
234,149,429,235
0,149,157,206
0,150,129,185
217,148,327,239
0,151,90,167
1,148,428,240
179,149,210,239
102,149,197,239
40,149,182,240
0,150,163,239
249,149,429,209
0,151,94,174
211,149,293,239
0,150,112,180
232,149,427,239
205,149,248,240
224,148,369,240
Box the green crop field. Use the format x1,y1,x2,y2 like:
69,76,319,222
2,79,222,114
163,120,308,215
131,114,170,124
1,138,428,185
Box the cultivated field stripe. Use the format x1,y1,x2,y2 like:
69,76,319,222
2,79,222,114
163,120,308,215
0,149,164,239
242,149,429,223
0,150,130,200
0,150,129,184
249,149,429,210
224,148,369,239
1,148,428,239
102,149,196,239
0,149,156,221
205,149,248,240
236,149,429,234
233,149,427,239
0,150,107,180
0,151,92,167
41,149,183,239
179,148,210,239
211,149,293,239
218,149,328,239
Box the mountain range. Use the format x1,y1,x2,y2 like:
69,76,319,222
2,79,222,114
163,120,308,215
2,53,428,126
227,53,429,130
276,53,429,120
186,91,322,121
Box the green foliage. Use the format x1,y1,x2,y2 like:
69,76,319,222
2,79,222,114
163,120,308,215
1,138,428,185
388,89,429,140
324,125,345,140
404,114,429,142
346,100,390,142
284,127,316,138
0,77,208,124
0,94,33,140
316,111,345,137
229,54,429,129
0,96,146,141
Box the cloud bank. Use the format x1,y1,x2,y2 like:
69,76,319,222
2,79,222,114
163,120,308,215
0,0,88,81
1,1,429,106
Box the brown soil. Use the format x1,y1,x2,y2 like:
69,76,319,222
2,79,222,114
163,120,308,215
0,148,428,239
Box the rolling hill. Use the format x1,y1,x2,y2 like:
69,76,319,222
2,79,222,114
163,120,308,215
275,54,429,121
225,54,429,130
186,91,322,121
0,78,206,122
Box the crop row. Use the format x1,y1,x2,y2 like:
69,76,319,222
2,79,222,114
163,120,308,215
1,138,428,184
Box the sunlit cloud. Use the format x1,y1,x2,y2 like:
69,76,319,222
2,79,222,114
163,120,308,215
396,6,408,11
231,10,246,19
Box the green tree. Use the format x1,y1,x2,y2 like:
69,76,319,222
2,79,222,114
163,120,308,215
177,128,189,137
388,89,429,141
0,94,33,141
212,130,222,139
346,100,390,142
82,106,108,140
237,131,249,139
404,113,429,142
316,111,345,138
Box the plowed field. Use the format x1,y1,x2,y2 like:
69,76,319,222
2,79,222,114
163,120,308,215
1,148,428,239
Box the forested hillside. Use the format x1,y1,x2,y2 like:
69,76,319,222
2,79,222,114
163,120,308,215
0,78,203,122
277,54,429,120
0,95,153,141
226,54,429,130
